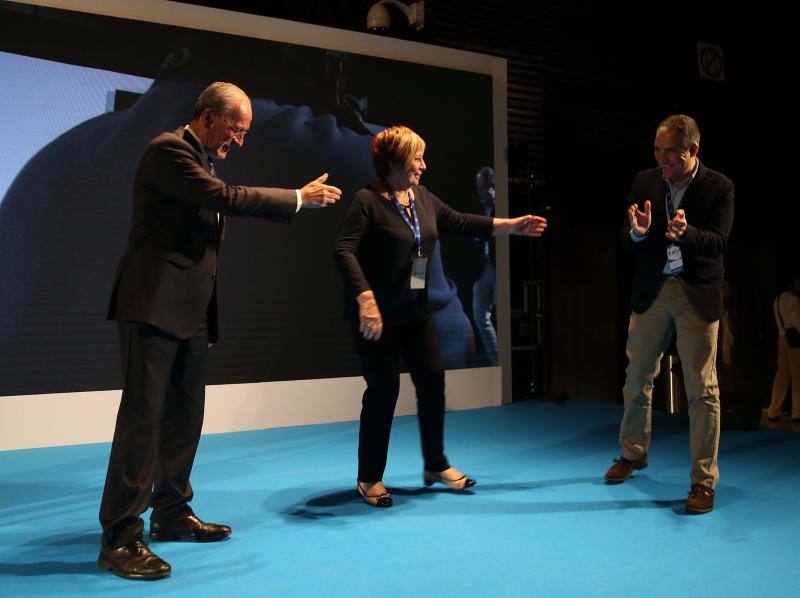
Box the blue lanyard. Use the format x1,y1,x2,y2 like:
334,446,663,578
387,186,422,255
665,183,677,219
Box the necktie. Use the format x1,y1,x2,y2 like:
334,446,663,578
207,158,222,235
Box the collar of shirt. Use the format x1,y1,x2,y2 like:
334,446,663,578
663,159,700,194
663,159,700,212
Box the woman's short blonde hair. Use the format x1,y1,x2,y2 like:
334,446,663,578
371,125,426,179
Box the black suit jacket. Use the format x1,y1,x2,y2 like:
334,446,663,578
620,162,734,323
107,127,297,342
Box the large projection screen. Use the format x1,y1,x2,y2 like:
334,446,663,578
0,0,510,450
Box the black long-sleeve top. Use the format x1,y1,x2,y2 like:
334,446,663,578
335,184,494,323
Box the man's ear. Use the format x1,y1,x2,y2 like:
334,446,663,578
203,110,215,128
688,143,700,157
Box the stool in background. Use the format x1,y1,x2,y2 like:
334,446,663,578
654,351,688,414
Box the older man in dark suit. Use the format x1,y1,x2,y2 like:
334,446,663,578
604,114,734,514
98,82,341,580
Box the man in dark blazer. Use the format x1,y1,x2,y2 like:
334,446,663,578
98,82,341,580
604,114,734,514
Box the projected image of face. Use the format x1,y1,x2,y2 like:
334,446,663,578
476,167,495,209
203,98,251,160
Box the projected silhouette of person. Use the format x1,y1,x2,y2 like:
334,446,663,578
0,44,480,398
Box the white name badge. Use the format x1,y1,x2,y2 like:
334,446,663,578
666,244,684,275
410,255,428,289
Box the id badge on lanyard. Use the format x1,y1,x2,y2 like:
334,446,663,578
388,186,427,290
666,244,684,275
410,254,428,289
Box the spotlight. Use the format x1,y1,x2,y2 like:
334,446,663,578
366,3,391,33
366,1,425,34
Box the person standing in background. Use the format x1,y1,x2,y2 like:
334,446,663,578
472,166,498,365
765,274,800,427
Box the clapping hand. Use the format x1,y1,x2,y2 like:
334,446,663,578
666,208,687,241
628,200,651,237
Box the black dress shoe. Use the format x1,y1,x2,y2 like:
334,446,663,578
150,514,231,542
97,539,171,580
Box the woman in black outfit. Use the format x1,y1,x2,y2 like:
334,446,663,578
335,126,547,507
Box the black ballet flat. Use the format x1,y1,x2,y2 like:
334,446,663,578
423,468,476,490
357,481,394,508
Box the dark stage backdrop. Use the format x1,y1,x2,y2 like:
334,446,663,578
0,2,495,396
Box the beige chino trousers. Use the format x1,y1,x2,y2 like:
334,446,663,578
619,278,721,488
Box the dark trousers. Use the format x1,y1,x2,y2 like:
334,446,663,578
99,321,208,549
353,317,449,482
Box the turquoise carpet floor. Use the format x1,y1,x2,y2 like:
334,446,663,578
1,399,798,596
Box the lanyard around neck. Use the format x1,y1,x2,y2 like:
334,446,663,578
387,186,422,255
664,183,677,219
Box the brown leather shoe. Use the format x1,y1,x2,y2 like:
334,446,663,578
97,539,171,580
150,514,231,542
685,484,715,514
604,455,648,483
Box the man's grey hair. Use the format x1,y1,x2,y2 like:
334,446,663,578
192,82,248,119
657,114,700,150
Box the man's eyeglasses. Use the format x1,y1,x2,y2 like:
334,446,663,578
219,116,248,141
